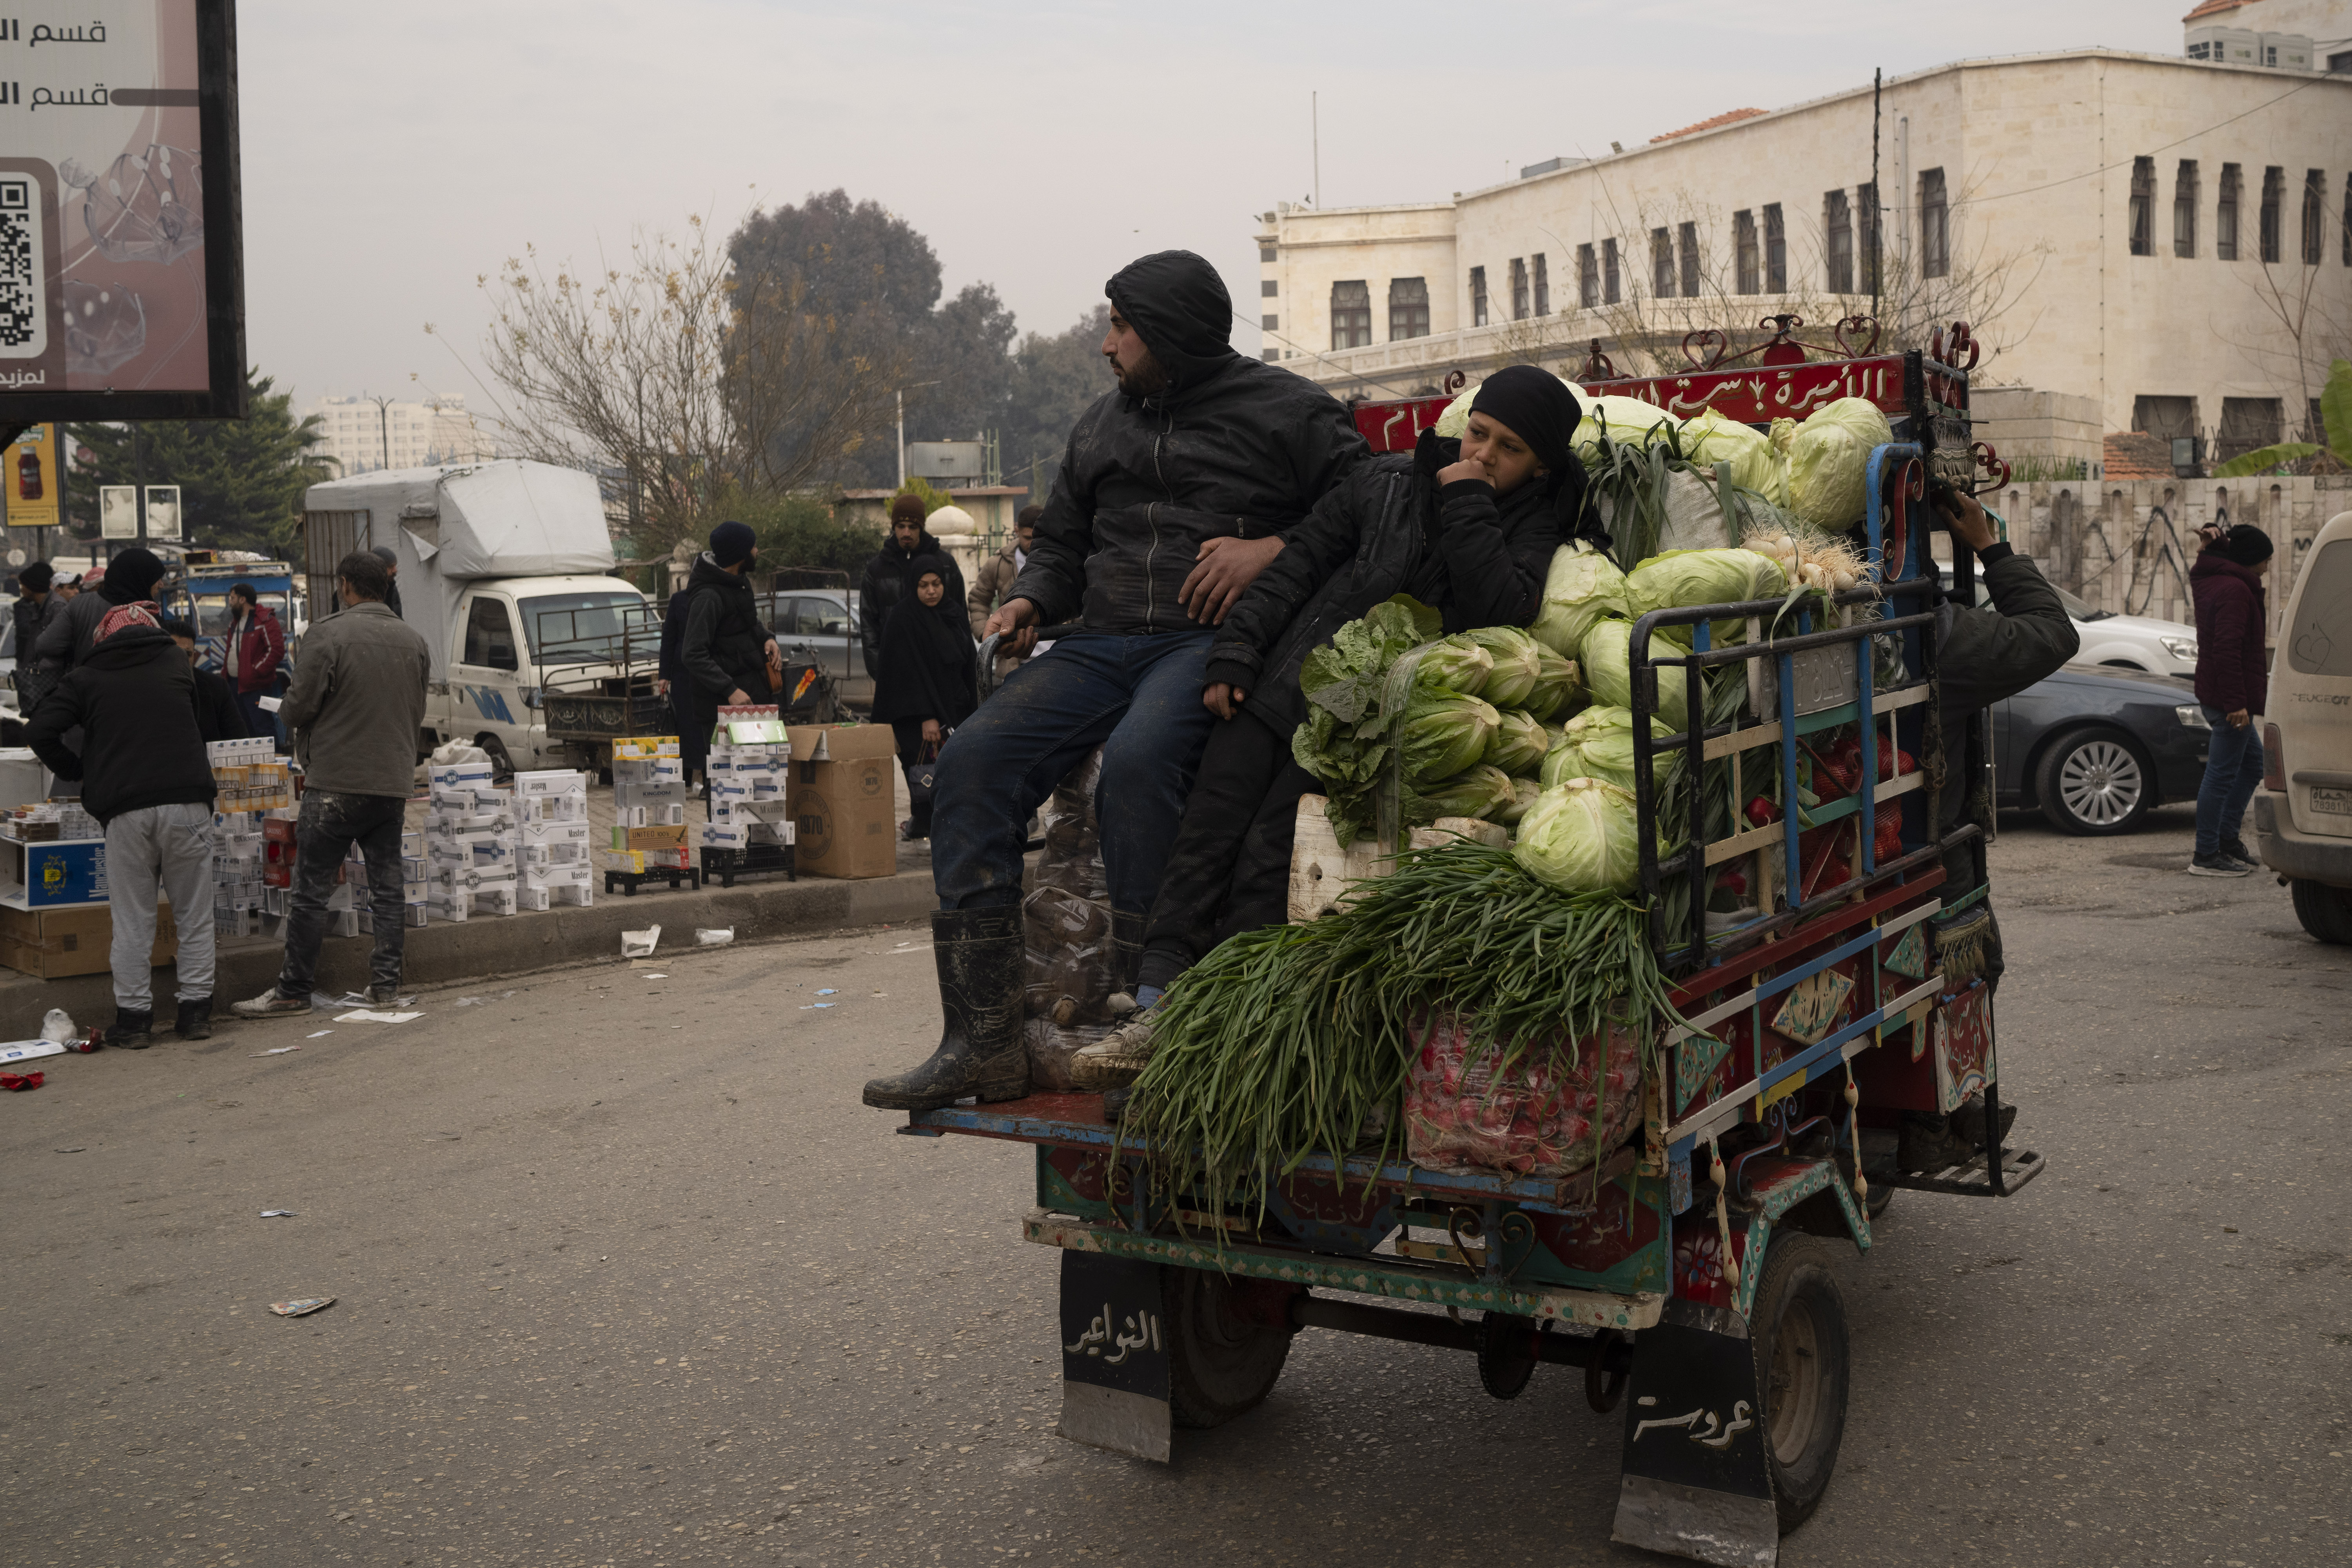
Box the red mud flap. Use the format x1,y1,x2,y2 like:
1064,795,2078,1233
1610,1299,1778,1567
1056,1250,1171,1463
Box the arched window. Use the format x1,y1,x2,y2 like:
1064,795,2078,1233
1330,281,1372,350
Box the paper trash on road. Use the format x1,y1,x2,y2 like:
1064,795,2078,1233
317,991,415,1009
259,1209,296,1218
332,1009,423,1024
695,927,735,946
39,1008,78,1044
268,1296,335,1317
621,925,661,958
250,1046,301,1056
1,1040,68,1066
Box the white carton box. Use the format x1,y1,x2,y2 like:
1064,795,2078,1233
513,769,589,796
426,762,494,789
522,820,592,848
524,862,592,889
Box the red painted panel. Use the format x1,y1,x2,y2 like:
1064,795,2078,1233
1528,1176,1662,1276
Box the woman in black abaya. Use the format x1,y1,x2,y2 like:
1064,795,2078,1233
869,554,980,839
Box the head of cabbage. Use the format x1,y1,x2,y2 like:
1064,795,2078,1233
1531,543,1630,659
1538,705,1682,797
1780,397,1894,529
1484,706,1550,777
1405,634,1495,699
1624,547,1789,649
1459,625,1543,708
1577,618,1691,736
1397,689,1501,784
1572,394,1680,462
1680,409,1786,506
1409,764,1519,824
1514,777,1646,893
1494,775,1542,826
1524,647,1583,720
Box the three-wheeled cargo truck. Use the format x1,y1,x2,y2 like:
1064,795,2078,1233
882,318,2042,1566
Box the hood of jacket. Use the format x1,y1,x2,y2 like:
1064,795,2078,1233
81,622,179,670
689,552,754,595
2190,550,2265,597
1106,250,1236,396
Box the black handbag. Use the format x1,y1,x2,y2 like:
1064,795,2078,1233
905,740,944,813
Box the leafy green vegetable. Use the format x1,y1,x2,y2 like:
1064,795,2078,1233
1410,764,1518,822
1531,544,1630,659
1680,408,1785,504
1398,689,1501,784
1624,546,1789,649
1292,595,1444,844
1484,707,1549,777
1579,617,1691,736
1515,777,1646,893
1495,776,1542,825
1411,634,1495,698
1462,625,1543,708
1524,646,1583,720
1539,705,1682,797
1781,397,1894,528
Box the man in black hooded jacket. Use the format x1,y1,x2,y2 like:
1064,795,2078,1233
665,520,780,788
863,249,1368,1112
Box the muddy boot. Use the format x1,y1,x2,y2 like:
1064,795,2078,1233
174,998,213,1041
862,907,1029,1111
106,1008,154,1051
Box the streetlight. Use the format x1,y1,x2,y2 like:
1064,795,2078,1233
897,380,942,487
366,392,395,472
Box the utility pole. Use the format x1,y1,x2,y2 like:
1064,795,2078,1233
1312,91,1320,208
1870,68,1882,319
367,393,394,472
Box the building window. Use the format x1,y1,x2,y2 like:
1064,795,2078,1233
1261,314,1279,331
2128,158,2155,257
2217,163,2241,259
2132,395,2197,443
1857,182,1879,293
1577,243,1599,309
1259,245,1276,262
1330,280,1372,349
2260,166,2283,262
1826,189,1854,292
2218,397,2283,463
1919,167,1948,277
1678,222,1700,297
1470,266,1488,327
1532,253,1550,315
1734,210,1759,295
1602,238,1621,303
2174,160,2199,257
1261,278,1278,298
1263,348,1280,363
1508,257,1530,319
1764,203,1786,291
1651,228,1675,297
2302,169,2326,265
1387,277,1429,341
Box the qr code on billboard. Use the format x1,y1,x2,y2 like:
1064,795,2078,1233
0,178,43,356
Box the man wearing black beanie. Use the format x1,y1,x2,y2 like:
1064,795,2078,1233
35,545,170,680
10,559,65,717
662,520,779,788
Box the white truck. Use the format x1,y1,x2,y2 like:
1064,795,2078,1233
301,460,655,775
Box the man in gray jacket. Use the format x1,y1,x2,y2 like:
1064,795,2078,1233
233,551,432,1018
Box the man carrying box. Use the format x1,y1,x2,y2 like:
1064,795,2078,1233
24,602,219,1046
233,552,433,1020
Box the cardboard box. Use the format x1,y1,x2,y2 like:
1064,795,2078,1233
5,837,108,907
0,900,177,979
785,726,898,879
609,824,689,853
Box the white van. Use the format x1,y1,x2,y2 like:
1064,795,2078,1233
2254,507,2352,943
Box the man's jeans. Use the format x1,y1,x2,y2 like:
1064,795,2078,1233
276,790,409,1000
930,629,1218,915
104,802,216,1011
2194,705,2266,857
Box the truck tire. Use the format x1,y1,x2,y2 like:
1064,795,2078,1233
1750,1234,1851,1532
1162,1267,1292,1429
478,733,516,785
2290,878,2352,945
2034,729,2151,836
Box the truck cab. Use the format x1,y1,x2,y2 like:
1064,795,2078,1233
433,573,652,773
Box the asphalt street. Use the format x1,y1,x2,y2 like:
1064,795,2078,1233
4,801,2347,1568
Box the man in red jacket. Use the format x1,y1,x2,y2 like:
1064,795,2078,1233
223,583,286,748
2188,524,2273,876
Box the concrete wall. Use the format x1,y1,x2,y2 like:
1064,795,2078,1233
1253,49,2352,441
1971,388,2105,471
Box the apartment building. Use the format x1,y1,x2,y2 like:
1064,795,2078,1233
307,393,496,476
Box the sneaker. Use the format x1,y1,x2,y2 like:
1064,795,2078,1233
2187,852,2254,878
1071,1006,1157,1091
230,988,310,1020
2221,837,2260,871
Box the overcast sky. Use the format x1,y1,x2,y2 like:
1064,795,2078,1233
240,0,2183,414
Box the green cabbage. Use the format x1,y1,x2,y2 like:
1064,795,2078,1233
1681,409,1786,504
1539,705,1683,797
1624,547,1789,648
1514,777,1645,893
1484,707,1550,777
1398,689,1501,784
1411,764,1518,823
1783,397,1894,528
1410,635,1496,698
1292,595,1444,845
1524,647,1583,720
1462,625,1543,708
1494,776,1543,826
1531,544,1631,659
1579,618,1689,735
1572,394,1679,461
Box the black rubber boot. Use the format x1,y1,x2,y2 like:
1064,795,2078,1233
176,998,213,1041
106,1009,154,1050
862,907,1030,1111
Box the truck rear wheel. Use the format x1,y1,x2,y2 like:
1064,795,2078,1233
2290,878,2352,945
1162,1267,1292,1429
1750,1234,1851,1531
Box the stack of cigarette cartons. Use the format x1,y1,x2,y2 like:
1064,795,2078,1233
599,736,692,878
512,769,593,909
423,757,520,922
208,735,299,940
208,802,273,942
702,706,793,853
206,736,294,812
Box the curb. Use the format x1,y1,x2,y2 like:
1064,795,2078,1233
0,866,939,1038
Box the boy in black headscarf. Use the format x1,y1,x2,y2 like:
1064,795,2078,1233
870,554,978,839
1072,366,1595,1089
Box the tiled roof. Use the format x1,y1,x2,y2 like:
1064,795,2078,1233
2104,432,2175,480
1649,107,1768,144
2181,0,2243,21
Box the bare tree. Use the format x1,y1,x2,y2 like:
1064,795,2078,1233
2217,237,2352,461
428,214,907,552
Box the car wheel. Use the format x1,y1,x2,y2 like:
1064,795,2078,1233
2034,730,2152,836
2290,879,2352,945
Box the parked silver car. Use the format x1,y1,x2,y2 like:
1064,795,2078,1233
762,587,871,713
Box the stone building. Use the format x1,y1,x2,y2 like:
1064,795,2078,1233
1253,37,2352,466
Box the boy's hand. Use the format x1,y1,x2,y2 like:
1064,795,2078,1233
1436,458,1491,488
1180,536,1283,624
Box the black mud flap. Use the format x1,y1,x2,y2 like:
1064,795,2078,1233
1056,1250,1171,1462
1610,1299,1778,1568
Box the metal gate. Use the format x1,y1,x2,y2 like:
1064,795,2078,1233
300,509,368,621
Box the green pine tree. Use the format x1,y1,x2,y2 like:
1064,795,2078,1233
64,368,334,555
